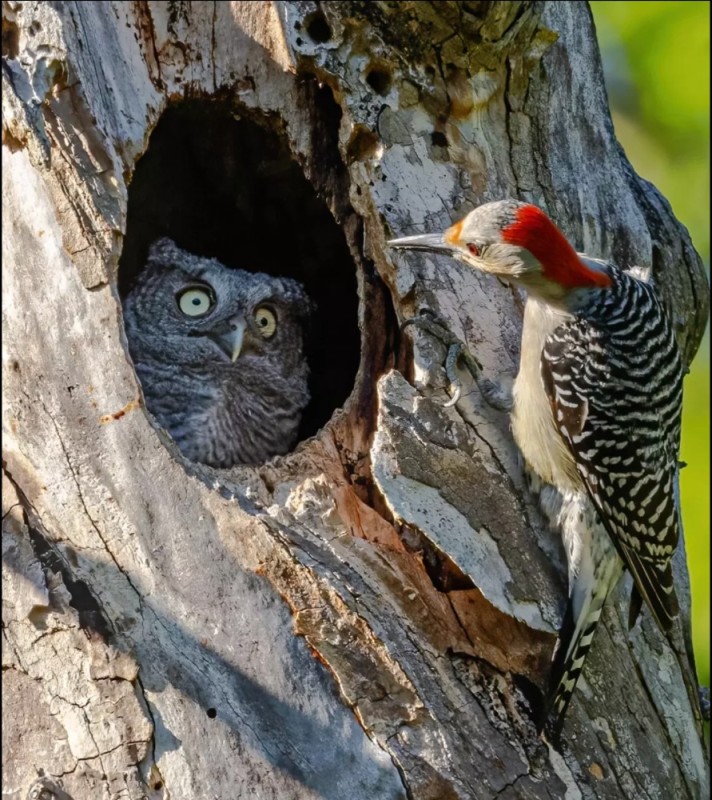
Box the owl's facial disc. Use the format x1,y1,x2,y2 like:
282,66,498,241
173,275,283,365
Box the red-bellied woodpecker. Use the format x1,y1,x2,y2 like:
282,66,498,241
389,199,685,737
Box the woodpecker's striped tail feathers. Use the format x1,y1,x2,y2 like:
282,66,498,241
541,594,600,739
540,528,622,739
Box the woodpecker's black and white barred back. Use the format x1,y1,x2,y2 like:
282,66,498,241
542,263,683,628
389,199,686,739
537,262,683,734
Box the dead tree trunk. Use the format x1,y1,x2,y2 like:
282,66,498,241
2,2,709,798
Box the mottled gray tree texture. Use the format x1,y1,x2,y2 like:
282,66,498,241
3,1,710,798
123,238,312,467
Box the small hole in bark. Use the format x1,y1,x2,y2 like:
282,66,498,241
119,98,362,468
346,126,380,163
365,66,392,96
512,673,545,722
431,131,448,148
27,523,112,641
153,782,163,790
304,11,331,43
206,707,217,719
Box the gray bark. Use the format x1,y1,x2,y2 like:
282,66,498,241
2,2,709,799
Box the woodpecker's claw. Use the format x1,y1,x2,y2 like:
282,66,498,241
400,310,511,410
443,344,463,407
400,309,463,345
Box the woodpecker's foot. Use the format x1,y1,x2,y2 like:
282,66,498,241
401,309,512,411
27,777,73,800
402,310,480,407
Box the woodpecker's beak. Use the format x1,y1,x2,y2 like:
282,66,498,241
388,232,456,256
211,316,246,362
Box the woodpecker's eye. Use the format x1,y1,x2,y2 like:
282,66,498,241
467,243,480,257
177,286,215,317
254,306,277,339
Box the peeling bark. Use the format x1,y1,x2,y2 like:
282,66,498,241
2,2,709,799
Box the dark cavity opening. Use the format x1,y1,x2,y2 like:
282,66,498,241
304,10,332,43
365,66,392,97
119,100,360,445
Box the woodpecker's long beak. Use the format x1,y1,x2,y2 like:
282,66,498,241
211,316,246,362
388,232,456,256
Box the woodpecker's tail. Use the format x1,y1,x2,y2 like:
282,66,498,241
621,547,679,634
540,552,622,740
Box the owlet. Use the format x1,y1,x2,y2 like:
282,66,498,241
123,238,312,467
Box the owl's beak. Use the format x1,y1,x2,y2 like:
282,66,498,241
212,316,246,362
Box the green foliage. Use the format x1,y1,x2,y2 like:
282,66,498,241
590,1,710,686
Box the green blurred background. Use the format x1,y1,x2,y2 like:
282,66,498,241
590,1,709,687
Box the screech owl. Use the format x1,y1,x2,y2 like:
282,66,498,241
123,238,313,468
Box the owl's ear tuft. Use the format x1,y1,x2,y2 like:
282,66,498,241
298,297,318,336
148,237,183,265
280,277,317,320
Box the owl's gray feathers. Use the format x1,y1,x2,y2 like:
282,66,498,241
123,238,312,467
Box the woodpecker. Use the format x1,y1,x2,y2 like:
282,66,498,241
389,199,684,737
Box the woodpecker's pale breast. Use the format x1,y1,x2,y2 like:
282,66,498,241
512,297,582,492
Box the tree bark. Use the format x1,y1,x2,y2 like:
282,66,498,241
2,2,709,799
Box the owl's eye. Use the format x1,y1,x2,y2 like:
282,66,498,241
177,286,214,317
254,306,277,339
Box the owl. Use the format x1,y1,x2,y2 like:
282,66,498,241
123,238,313,468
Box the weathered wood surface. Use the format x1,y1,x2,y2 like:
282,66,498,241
2,2,709,798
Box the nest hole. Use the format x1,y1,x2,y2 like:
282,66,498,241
118,99,360,450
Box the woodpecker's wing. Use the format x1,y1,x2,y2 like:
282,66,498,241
540,275,683,633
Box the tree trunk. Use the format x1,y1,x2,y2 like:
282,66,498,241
2,2,709,798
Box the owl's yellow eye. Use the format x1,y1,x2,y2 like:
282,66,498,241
177,287,214,317
254,306,277,339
